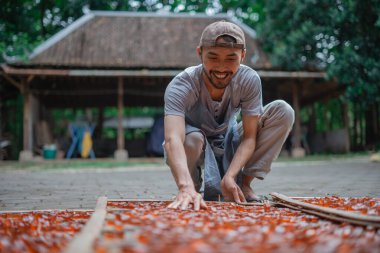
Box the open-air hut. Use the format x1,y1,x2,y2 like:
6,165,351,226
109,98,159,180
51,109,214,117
0,11,343,160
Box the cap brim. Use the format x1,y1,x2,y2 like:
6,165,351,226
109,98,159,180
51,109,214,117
200,40,245,49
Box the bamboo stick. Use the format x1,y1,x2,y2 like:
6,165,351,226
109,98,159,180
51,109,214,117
277,202,379,227
235,202,265,206
107,198,171,202
0,209,93,214
63,196,107,253
270,192,380,227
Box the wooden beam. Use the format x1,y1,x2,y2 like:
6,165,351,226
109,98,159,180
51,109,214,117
2,64,326,79
2,64,69,76
63,196,107,253
2,73,22,90
117,77,125,150
27,75,35,83
258,70,326,79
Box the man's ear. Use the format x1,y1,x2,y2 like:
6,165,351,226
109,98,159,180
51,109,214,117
241,49,246,63
196,47,202,61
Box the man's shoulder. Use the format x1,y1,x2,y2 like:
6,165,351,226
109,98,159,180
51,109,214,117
179,64,203,80
165,65,202,97
168,64,202,89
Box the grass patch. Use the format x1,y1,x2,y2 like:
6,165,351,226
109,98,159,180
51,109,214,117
0,152,369,171
0,158,165,171
277,152,368,162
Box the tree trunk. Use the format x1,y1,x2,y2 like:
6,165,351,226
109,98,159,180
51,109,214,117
353,103,358,150
40,0,47,38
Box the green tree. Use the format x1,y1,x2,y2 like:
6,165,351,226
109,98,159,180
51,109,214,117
261,0,380,107
260,0,380,148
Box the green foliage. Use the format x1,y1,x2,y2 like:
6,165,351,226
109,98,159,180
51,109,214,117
1,0,379,108
219,0,266,30
1,0,379,151
1,95,23,159
326,0,380,107
261,0,337,70
261,0,380,108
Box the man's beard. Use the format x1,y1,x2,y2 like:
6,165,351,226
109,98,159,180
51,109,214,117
202,66,233,90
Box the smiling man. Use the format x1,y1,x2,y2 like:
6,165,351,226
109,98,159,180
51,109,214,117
164,21,294,210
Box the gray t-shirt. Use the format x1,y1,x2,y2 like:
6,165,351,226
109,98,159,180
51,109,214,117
164,64,263,137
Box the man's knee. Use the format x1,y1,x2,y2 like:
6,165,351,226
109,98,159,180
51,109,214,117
184,132,205,155
271,100,295,128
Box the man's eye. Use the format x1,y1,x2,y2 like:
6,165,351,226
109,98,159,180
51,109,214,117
208,57,217,60
226,58,237,61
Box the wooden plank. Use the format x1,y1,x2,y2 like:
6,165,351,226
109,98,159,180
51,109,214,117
63,196,107,253
270,192,380,227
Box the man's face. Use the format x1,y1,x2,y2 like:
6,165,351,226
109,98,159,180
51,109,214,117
197,41,245,90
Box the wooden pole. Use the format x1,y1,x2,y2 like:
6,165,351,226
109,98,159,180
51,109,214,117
21,79,32,151
292,82,301,149
117,77,125,150
95,106,104,139
342,102,350,152
353,103,358,149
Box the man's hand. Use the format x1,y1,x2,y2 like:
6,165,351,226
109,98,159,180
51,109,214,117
167,186,208,211
221,175,246,203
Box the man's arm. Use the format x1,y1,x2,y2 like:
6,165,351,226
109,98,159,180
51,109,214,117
221,114,259,203
164,115,207,210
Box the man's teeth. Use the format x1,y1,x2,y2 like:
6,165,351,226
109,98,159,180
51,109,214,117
214,73,228,79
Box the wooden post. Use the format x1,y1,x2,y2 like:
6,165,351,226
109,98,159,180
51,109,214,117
23,82,31,151
19,78,34,161
342,102,350,152
95,106,104,139
117,77,125,150
291,82,305,157
114,77,128,160
309,104,316,135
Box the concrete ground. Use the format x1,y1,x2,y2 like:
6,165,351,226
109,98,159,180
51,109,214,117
0,156,379,211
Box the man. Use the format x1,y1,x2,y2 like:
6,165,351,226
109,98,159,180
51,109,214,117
164,20,294,210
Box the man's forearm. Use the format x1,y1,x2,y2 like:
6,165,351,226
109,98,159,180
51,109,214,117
225,138,256,178
165,138,195,190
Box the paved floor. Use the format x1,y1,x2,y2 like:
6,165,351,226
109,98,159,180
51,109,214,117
0,157,379,211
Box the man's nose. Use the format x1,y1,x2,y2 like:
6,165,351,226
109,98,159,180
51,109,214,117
213,62,229,72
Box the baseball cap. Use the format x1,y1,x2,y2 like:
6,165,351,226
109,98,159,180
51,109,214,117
199,20,246,49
